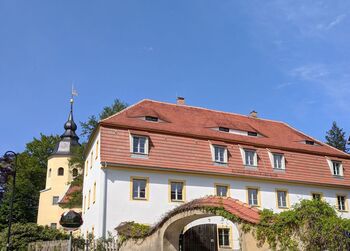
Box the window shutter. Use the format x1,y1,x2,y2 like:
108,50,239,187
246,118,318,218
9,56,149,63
145,137,149,154
224,148,228,163
129,133,133,153
210,144,215,162
239,147,245,165
267,150,274,168
254,151,258,166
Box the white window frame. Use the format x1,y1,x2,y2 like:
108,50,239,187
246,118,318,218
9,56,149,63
218,227,231,247
130,135,149,155
247,188,259,206
242,149,257,167
170,181,185,202
277,190,288,208
326,159,344,177
132,178,148,200
211,145,228,164
337,195,347,211
268,151,285,170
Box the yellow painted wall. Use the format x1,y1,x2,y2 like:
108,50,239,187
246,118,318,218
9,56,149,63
37,156,81,229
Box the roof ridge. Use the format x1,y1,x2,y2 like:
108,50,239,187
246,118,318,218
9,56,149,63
143,99,287,125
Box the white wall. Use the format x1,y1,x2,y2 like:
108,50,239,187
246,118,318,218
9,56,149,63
81,131,103,237
88,168,350,238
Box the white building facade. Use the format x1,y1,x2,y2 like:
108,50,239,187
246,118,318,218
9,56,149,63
82,99,350,250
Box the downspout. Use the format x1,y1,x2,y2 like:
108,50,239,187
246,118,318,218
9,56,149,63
100,161,108,238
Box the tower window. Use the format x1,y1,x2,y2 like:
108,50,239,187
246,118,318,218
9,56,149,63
145,116,158,122
58,167,64,176
48,168,52,177
52,196,59,205
72,168,78,177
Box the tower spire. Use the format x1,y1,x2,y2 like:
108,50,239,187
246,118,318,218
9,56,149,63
51,88,80,156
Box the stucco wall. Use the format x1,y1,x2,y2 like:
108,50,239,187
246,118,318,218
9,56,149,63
81,167,350,238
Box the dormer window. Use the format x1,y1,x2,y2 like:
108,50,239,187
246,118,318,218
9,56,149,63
305,140,315,145
219,127,229,132
210,145,228,164
273,153,285,170
244,149,257,166
131,135,149,155
145,116,158,122
332,161,342,176
247,131,258,137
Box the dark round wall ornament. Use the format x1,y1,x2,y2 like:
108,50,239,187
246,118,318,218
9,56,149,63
59,210,83,231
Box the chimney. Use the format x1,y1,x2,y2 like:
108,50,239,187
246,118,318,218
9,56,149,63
177,97,185,105
249,110,258,118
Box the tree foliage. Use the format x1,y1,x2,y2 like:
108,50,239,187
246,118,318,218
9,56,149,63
254,199,350,250
80,99,128,140
325,121,348,152
0,134,59,230
0,223,68,250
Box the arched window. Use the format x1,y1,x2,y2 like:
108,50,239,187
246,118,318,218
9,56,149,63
58,167,64,176
48,168,52,177
72,168,78,177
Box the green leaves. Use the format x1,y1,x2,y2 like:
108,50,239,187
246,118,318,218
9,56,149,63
255,199,350,250
0,223,68,250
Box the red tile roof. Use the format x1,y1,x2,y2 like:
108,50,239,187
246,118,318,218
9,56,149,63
59,184,82,205
99,99,350,188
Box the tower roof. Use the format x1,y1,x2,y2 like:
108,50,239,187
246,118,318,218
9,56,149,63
52,98,80,156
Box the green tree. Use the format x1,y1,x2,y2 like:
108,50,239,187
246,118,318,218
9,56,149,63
0,223,68,250
0,134,59,230
80,99,128,140
325,121,348,152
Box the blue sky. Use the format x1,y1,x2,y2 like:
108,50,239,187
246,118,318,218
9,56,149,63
1,0,350,153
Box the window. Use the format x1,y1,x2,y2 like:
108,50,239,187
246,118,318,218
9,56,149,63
248,131,258,136
218,228,230,247
332,161,342,176
50,223,57,229
72,168,78,177
132,177,148,200
305,140,315,145
132,136,148,154
170,181,185,202
312,193,322,200
213,145,227,163
277,190,288,208
273,153,284,169
219,127,230,132
216,184,229,197
88,190,91,208
58,167,64,176
244,149,257,166
337,195,347,211
52,196,59,205
145,116,158,122
85,160,88,176
247,188,259,206
93,182,96,203
90,152,93,169
83,195,86,213
95,140,99,159
48,168,51,178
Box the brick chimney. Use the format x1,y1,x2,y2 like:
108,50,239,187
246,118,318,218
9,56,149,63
249,110,258,118
177,97,185,105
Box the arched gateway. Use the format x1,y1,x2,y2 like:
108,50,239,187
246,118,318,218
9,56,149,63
117,196,264,251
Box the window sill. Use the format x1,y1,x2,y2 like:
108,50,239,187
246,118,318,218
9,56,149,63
273,168,285,172
131,153,149,159
333,175,344,179
249,204,260,208
132,198,148,201
338,210,348,213
219,246,232,249
170,200,185,203
244,165,258,170
214,162,228,167
278,206,289,209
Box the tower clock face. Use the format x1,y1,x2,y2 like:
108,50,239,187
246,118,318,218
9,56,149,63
59,141,70,152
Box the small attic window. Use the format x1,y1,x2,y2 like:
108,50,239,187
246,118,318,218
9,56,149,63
145,116,158,122
247,131,258,137
219,127,230,132
305,140,315,145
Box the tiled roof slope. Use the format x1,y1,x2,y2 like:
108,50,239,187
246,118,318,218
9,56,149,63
100,99,350,187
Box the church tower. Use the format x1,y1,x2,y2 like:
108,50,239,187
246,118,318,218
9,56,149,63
37,98,81,229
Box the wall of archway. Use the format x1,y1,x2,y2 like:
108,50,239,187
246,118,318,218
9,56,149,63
118,196,267,251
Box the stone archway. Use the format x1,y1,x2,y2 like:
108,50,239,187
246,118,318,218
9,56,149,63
118,196,262,251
